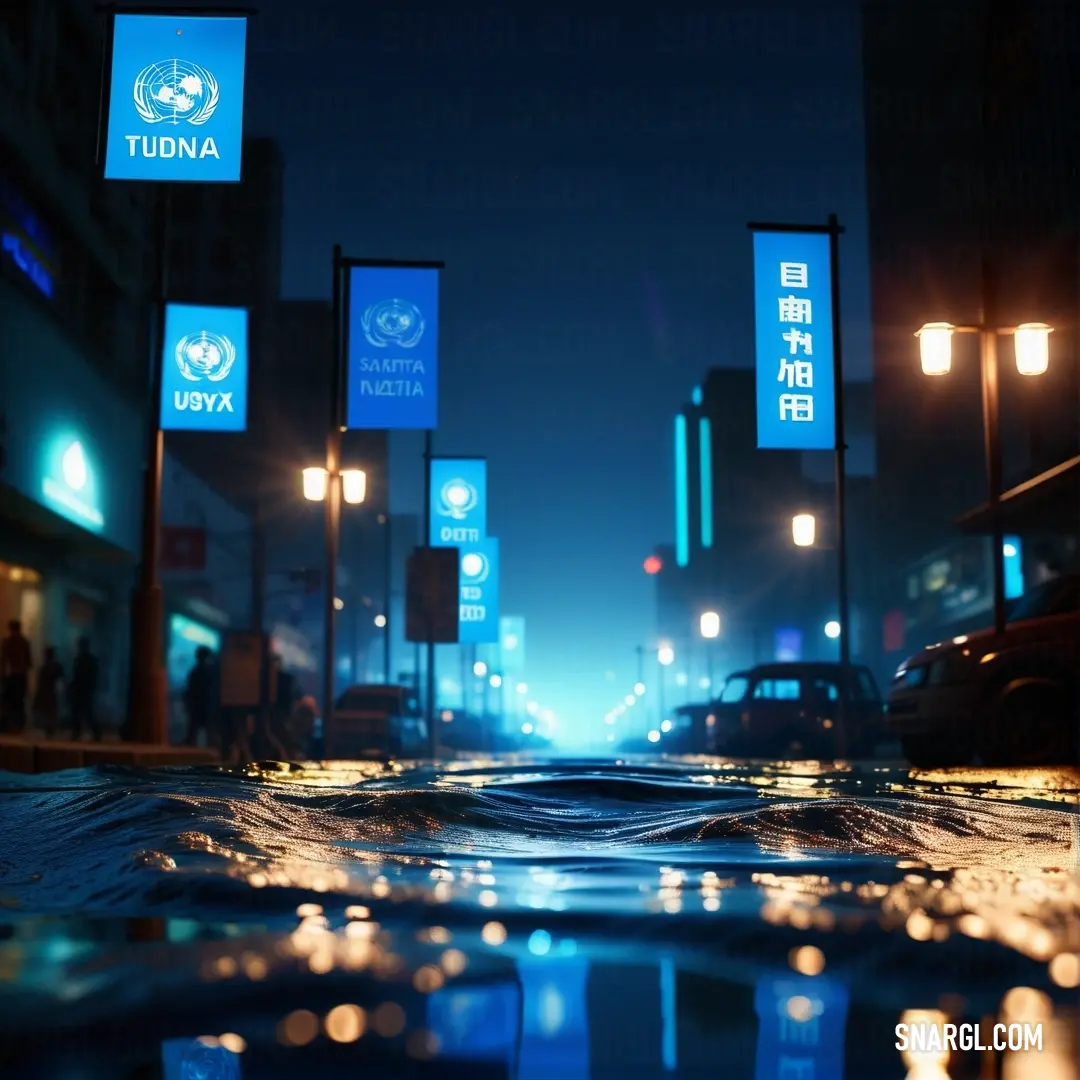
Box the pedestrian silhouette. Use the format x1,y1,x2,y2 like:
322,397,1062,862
69,637,101,741
183,646,216,748
34,646,64,738
1,619,32,733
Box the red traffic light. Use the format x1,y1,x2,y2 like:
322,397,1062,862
643,555,663,575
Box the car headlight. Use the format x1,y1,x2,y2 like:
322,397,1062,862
928,648,976,686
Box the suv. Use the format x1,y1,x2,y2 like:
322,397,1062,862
326,684,428,758
709,662,884,758
886,574,1080,767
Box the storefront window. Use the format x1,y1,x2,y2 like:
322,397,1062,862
166,614,222,692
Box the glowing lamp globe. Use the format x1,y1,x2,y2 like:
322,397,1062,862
915,322,955,376
302,467,328,501
792,513,816,548
1014,322,1052,376
699,610,721,639
824,620,841,640
341,469,366,505
658,644,675,666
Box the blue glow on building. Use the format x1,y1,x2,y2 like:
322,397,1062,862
691,385,702,406
675,414,689,567
660,956,677,1071
699,417,713,549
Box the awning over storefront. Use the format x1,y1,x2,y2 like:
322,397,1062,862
954,454,1080,535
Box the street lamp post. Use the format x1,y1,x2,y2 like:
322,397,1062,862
699,611,720,688
915,319,1052,635
657,643,674,725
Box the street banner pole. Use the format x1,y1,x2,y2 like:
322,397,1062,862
323,245,344,739
748,216,851,756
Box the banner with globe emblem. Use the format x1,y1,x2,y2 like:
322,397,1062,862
428,458,487,548
344,262,442,430
457,538,500,645
160,302,249,431
103,13,248,183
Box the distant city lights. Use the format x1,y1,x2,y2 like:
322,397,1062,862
473,660,488,677
647,730,661,744
374,613,387,628
521,722,534,735
643,555,663,575
624,694,636,706
634,682,646,696
516,682,528,695
490,674,502,688
660,719,673,733
658,644,675,666
824,620,841,639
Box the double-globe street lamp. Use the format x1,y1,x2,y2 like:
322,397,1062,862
914,319,1052,634
302,465,367,732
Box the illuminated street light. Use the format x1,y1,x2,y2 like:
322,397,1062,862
302,466,367,505
699,610,721,639
634,681,646,696
1014,322,1052,376
647,730,661,744
490,674,502,688
915,317,1051,635
660,719,673,733
302,467,329,502
526,701,539,715
333,597,344,611
915,322,955,376
341,469,366,505
824,620,841,639
374,614,387,628
625,694,636,706
473,661,488,677
521,722,534,735
516,682,528,695
658,644,675,666
792,513,816,548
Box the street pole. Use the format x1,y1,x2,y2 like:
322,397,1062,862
252,494,269,755
382,513,392,682
128,184,171,745
322,245,344,735
423,429,437,755
980,287,1006,635
827,212,852,758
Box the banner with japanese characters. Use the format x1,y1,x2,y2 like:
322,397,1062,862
751,230,835,450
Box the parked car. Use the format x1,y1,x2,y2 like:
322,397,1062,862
886,574,1080,768
709,662,885,758
325,684,428,759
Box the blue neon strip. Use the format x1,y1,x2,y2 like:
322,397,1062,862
675,415,689,567
699,417,713,549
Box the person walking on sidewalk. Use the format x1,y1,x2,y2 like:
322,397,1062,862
33,646,64,738
183,646,217,748
69,637,102,742
1,619,32,733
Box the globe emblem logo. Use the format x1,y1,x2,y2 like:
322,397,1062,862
174,331,237,383
438,479,478,520
461,552,490,584
361,298,425,349
133,59,219,125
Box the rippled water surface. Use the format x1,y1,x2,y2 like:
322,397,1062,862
1,756,1078,1078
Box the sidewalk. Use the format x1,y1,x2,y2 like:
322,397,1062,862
0,730,220,774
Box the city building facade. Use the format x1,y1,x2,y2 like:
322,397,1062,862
0,1,155,726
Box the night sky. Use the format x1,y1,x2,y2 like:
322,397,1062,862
242,0,872,726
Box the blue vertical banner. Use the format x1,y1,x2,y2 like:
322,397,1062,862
752,230,836,450
459,538,500,644
345,263,440,430
160,303,249,431
429,458,487,546
104,14,248,182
